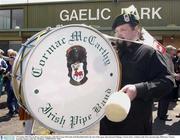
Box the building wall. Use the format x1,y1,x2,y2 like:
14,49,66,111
25,0,180,28
0,0,180,51
163,36,180,49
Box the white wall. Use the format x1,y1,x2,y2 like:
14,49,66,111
0,0,82,5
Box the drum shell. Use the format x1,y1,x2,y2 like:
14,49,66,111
12,30,48,111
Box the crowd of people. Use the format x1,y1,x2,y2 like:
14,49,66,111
0,49,19,117
157,45,180,121
0,48,37,135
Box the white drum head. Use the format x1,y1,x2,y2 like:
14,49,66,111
22,24,121,133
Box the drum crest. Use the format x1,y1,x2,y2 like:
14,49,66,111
66,45,88,86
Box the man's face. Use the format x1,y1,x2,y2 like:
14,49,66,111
170,49,176,57
177,52,180,57
114,23,138,41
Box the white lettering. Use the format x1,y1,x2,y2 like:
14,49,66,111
141,8,151,19
59,8,111,21
152,7,162,19
96,9,100,20
70,10,78,21
122,7,162,20
101,8,111,20
59,10,69,21
59,7,162,22
79,9,87,21
89,9,97,20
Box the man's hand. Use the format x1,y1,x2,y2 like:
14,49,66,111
175,73,180,81
120,84,137,101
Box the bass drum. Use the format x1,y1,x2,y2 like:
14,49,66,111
12,24,121,133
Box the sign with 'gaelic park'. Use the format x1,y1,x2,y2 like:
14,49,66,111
19,24,120,133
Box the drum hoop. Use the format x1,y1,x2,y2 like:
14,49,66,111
12,29,51,110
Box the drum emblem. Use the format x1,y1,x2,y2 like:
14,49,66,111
71,62,84,82
66,45,88,86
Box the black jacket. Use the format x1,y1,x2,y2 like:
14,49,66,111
100,42,174,135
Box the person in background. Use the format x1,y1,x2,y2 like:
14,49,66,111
173,48,180,102
175,48,180,118
99,13,174,135
4,49,19,117
157,45,177,121
0,49,8,98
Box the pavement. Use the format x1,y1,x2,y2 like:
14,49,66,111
0,93,180,135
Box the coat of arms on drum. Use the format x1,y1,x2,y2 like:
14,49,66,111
66,45,88,86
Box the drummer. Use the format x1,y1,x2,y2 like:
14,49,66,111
99,13,174,135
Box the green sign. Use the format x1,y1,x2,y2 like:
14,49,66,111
27,0,180,28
